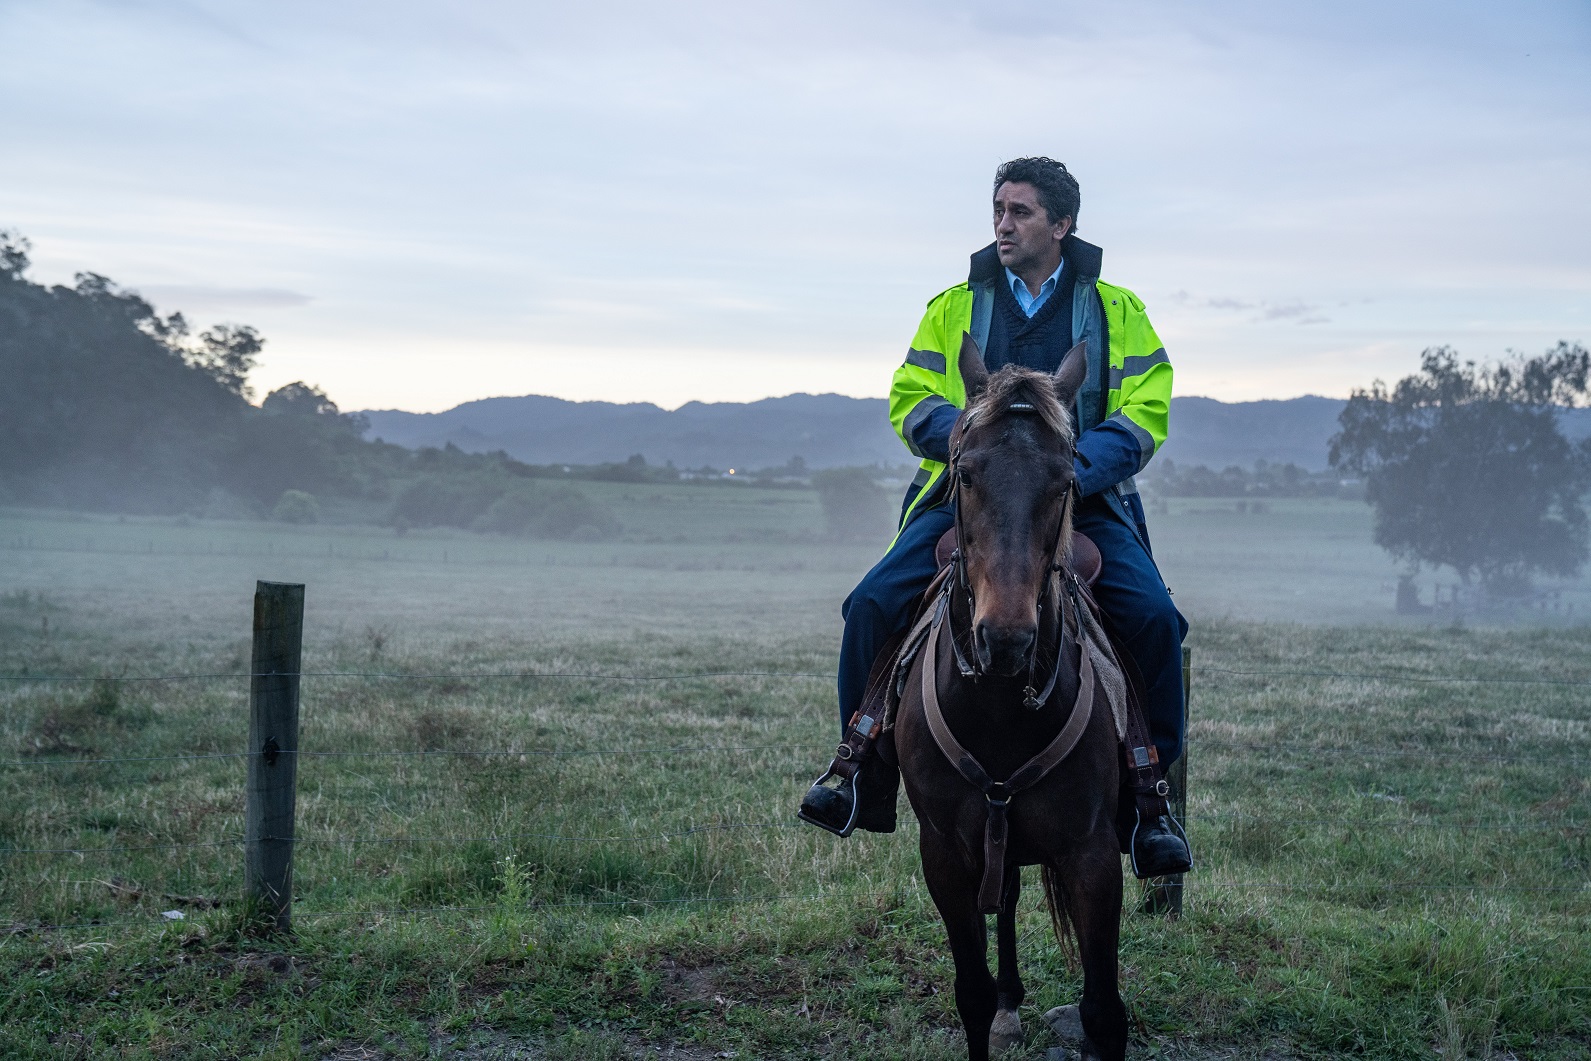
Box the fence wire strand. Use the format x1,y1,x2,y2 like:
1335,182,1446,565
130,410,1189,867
5,810,1587,857
0,669,836,684
7,739,1587,770
7,662,1591,687
14,879,1591,938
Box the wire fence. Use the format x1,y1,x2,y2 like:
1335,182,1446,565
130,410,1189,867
7,662,1591,686
3,661,1588,933
6,738,1586,771
13,880,1591,941
5,809,1588,858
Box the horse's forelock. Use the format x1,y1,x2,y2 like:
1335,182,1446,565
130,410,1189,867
961,366,1074,443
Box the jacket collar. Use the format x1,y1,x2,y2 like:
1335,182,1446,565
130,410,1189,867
969,234,1103,286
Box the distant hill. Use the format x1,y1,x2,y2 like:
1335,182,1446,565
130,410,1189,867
360,394,909,471
1158,395,1346,471
360,393,1370,472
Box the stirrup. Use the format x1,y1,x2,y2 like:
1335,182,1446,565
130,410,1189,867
1128,803,1193,880
797,768,861,837
798,708,882,838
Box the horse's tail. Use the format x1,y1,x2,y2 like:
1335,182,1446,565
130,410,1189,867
1040,865,1078,971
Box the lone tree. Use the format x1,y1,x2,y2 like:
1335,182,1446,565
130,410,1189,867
1330,343,1591,595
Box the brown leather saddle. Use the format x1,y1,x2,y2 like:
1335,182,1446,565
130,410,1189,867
934,527,1103,587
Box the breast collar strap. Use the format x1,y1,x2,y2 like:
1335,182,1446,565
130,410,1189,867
920,560,1095,914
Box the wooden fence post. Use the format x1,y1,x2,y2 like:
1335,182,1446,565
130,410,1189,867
245,581,304,933
1141,646,1190,917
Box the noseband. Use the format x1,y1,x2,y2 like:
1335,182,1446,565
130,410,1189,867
945,407,1079,710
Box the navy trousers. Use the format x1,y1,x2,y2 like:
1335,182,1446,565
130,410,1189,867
837,495,1188,766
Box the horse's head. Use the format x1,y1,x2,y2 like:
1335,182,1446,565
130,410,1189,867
950,333,1087,677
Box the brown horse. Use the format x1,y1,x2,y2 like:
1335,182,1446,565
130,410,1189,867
890,337,1128,1061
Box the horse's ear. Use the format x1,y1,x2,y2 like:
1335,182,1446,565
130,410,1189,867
959,331,989,400
1053,340,1088,404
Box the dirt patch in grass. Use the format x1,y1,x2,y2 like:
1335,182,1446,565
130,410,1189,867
419,1024,742,1060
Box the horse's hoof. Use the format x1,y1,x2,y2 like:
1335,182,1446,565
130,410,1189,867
1042,1005,1084,1048
988,1008,1023,1055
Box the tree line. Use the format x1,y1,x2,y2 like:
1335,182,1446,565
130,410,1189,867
1138,459,1359,500
0,231,618,540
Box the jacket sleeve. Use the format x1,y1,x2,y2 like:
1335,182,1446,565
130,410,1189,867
889,290,964,465
1074,287,1171,497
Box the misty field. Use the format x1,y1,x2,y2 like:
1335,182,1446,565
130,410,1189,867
2,492,1588,1060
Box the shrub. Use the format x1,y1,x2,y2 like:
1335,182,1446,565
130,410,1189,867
811,468,894,543
392,475,619,540
271,490,320,524
387,474,501,529
476,483,619,540
474,484,542,535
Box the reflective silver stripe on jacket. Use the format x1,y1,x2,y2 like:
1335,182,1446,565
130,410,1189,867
1108,347,1168,391
1108,410,1157,473
904,347,946,374
902,395,953,458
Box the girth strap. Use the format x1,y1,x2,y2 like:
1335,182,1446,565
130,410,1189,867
919,594,1096,914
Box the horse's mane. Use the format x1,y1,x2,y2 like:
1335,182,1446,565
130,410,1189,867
961,365,1075,444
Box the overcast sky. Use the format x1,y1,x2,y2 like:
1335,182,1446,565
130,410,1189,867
3,0,1588,411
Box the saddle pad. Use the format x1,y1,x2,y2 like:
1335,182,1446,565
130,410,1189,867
934,527,1102,587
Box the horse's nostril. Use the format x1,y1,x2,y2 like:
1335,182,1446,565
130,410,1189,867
977,624,1035,675
974,624,994,668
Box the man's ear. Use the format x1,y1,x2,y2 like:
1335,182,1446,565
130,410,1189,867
1053,340,1087,404
959,331,989,401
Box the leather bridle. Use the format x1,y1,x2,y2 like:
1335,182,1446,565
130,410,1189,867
925,407,1094,912
944,411,1079,711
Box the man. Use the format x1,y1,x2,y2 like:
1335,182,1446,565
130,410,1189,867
798,157,1192,878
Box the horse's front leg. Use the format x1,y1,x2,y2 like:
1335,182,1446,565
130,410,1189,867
920,827,997,1061
989,868,1024,1055
1057,837,1129,1061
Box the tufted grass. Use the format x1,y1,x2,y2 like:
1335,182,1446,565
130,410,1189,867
0,502,1588,1059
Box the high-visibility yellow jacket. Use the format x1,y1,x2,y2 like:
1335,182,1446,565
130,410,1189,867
889,238,1171,541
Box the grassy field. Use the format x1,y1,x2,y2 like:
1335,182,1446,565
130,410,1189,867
1,493,1588,1060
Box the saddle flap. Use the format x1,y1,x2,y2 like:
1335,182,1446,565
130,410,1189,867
935,527,1102,587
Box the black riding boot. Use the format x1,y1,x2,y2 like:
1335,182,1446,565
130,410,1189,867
798,753,898,837
1111,678,1194,878
1123,761,1192,878
1131,804,1192,878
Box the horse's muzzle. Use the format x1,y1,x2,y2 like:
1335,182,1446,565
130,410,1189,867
974,622,1035,677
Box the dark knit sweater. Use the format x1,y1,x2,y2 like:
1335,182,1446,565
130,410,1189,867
983,262,1076,375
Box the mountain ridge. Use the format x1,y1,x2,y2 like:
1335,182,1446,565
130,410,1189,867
358,392,1360,472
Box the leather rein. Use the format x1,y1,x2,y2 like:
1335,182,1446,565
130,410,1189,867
925,419,1095,914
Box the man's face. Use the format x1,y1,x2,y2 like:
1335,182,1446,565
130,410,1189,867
993,181,1071,273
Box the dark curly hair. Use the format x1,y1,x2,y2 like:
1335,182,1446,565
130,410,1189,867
993,157,1080,231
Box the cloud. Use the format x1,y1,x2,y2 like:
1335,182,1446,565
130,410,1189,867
1169,292,1332,325
1259,303,1330,325
0,0,1585,410
133,285,313,313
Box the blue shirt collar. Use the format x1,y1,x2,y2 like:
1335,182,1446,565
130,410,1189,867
1005,259,1066,318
